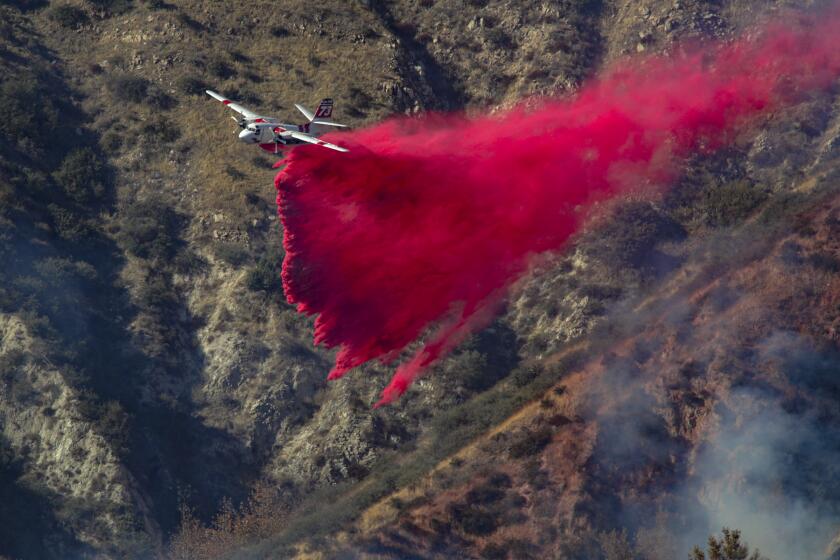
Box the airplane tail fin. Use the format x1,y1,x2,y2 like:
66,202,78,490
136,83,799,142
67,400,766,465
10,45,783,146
295,98,342,127
314,98,333,119
306,98,348,134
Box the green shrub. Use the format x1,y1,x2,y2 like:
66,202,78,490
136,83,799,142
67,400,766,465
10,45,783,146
77,394,131,456
758,191,808,226
48,204,93,240
47,4,88,27
702,180,767,226
53,147,105,203
584,201,686,270
0,77,59,150
213,242,249,266
34,257,97,283
246,255,282,292
511,364,542,387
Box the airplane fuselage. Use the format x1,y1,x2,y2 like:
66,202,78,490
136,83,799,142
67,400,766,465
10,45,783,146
238,120,323,153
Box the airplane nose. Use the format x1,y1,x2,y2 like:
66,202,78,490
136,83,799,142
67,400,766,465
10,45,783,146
238,129,257,143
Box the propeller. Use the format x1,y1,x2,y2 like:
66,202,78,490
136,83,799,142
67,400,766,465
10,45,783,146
231,116,246,128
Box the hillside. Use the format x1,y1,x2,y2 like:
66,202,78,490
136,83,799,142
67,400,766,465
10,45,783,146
1,1,839,559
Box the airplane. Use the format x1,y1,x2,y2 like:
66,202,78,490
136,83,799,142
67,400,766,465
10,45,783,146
206,90,349,154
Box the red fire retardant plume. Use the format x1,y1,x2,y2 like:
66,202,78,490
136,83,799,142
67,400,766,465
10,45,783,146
275,7,840,406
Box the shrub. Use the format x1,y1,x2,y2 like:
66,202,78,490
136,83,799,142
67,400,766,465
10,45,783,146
96,401,131,456
481,543,508,559
213,242,249,266
47,4,88,27
449,503,497,536
136,272,175,310
270,25,289,37
177,75,206,97
246,255,282,292
116,200,179,260
584,201,686,270
507,427,552,459
169,483,286,560
0,348,27,375
599,529,635,560
34,257,97,283
702,180,767,226
690,528,768,560
511,364,542,387
110,75,149,104
53,147,105,203
140,118,181,144
48,204,92,240
100,129,123,154
466,483,505,505
175,12,203,31
808,250,840,273
485,27,513,49
758,191,808,226
5,0,47,10
87,0,133,15
0,78,59,150
207,58,235,79
146,88,177,110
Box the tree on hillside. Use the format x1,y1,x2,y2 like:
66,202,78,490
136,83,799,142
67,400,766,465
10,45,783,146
690,528,768,560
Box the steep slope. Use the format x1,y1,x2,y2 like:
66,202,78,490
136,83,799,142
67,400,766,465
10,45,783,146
1,1,839,559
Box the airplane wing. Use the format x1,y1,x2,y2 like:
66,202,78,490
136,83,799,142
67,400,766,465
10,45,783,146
294,103,315,121
311,120,349,128
206,90,263,120
287,131,349,152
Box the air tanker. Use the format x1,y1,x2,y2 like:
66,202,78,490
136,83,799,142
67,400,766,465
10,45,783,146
206,90,349,154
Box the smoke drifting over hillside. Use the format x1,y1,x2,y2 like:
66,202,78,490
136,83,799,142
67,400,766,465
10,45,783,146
276,5,840,405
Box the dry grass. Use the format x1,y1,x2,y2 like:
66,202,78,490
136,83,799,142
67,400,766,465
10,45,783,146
357,344,588,534
32,0,400,228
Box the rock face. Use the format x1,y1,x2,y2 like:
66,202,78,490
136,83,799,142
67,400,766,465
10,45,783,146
0,314,156,556
1,1,840,559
